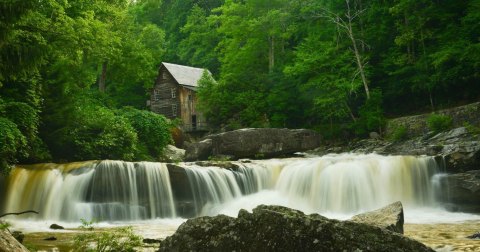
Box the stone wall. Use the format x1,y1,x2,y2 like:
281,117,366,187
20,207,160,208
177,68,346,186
385,102,480,137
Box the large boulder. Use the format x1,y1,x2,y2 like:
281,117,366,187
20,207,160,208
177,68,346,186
0,226,29,252
159,205,433,252
185,139,213,161
350,201,404,234
161,145,186,162
185,128,321,161
436,170,480,212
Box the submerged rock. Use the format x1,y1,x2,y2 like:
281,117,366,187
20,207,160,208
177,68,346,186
0,227,29,252
185,128,321,161
436,170,480,212
49,224,64,230
11,231,24,243
350,201,404,234
159,205,433,252
467,232,480,239
143,238,161,244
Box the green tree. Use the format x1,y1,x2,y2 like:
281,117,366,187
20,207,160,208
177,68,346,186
178,4,221,74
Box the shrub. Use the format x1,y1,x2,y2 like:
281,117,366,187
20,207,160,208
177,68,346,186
57,104,138,161
118,107,172,160
388,125,408,142
463,122,480,135
0,221,11,230
73,220,142,252
427,114,453,133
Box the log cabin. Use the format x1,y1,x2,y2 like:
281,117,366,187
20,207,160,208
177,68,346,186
148,62,211,132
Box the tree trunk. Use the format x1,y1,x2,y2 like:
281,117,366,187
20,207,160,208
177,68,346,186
269,36,275,73
355,0,366,52
346,102,357,122
319,0,370,99
347,21,369,99
429,90,435,112
99,61,107,92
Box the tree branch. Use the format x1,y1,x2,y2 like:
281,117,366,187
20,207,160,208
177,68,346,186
0,210,39,218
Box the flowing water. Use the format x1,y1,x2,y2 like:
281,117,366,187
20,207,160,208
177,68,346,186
1,154,479,251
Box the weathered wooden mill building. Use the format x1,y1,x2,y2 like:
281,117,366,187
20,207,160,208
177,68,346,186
148,62,211,131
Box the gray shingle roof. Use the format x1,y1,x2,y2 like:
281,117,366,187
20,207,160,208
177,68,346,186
162,62,210,87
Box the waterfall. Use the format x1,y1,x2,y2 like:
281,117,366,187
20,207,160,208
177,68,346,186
1,154,440,222
182,162,275,215
2,161,176,221
187,154,439,217
273,154,439,213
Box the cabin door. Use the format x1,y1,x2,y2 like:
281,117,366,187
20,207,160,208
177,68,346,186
192,115,197,130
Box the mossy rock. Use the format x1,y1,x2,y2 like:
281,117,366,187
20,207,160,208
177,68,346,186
159,205,434,252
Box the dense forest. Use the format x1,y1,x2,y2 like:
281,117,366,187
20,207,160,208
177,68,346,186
1,0,479,173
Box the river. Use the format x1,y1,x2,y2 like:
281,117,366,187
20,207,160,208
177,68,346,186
1,154,479,251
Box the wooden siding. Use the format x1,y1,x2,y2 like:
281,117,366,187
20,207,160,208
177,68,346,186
150,65,180,119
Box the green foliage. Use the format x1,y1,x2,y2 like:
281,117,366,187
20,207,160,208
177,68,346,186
285,37,360,127
0,221,11,230
388,125,408,142
354,90,386,136
208,155,231,162
73,220,142,252
178,5,221,74
119,107,172,160
427,114,453,133
66,104,138,161
1,0,479,166
80,219,96,231
0,117,27,174
463,122,480,135
197,70,223,127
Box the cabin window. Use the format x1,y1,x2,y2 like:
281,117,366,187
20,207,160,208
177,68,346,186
172,104,178,117
171,88,176,98
162,71,168,80
154,89,160,101
188,94,193,102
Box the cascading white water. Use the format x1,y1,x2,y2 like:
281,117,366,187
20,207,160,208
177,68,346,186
193,154,440,217
182,162,275,215
273,154,438,212
1,154,441,222
2,161,176,221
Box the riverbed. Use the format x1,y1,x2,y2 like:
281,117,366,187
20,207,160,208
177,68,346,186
8,209,480,252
